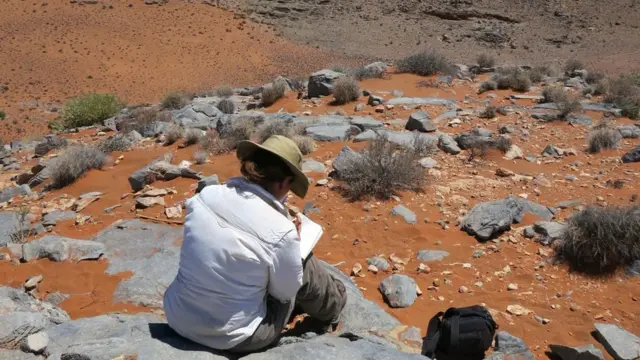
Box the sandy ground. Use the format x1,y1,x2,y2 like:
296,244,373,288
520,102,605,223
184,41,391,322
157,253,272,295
1,72,638,359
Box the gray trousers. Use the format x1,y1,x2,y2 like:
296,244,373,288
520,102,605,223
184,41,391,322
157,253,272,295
228,254,346,353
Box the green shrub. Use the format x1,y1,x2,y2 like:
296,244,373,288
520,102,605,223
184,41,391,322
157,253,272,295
162,92,189,110
60,93,123,129
510,73,531,92
396,51,456,76
49,145,109,189
0,109,5,120
528,65,555,83
333,77,360,105
261,81,287,107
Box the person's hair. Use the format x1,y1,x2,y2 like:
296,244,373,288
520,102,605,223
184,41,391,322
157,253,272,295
240,149,294,187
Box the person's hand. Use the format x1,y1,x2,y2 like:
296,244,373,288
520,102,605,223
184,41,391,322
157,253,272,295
292,214,302,234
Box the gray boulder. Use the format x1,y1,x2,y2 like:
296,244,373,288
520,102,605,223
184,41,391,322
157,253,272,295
438,133,461,155
390,205,417,224
567,114,593,126
308,70,344,98
42,211,77,227
405,111,436,132
0,349,39,359
172,102,224,130
433,110,458,124
419,157,437,168
487,331,535,360
416,250,449,262
332,146,360,177
22,235,105,262
378,275,417,308
455,133,494,150
594,323,640,360
617,125,640,139
533,221,566,245
542,144,563,157
0,312,47,349
128,155,201,192
622,145,640,163
196,175,220,193
461,196,554,241
302,159,327,173
385,131,437,149
92,220,182,307
367,256,390,272
548,344,604,360
306,124,361,142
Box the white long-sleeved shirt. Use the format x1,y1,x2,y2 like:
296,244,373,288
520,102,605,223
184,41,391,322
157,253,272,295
163,177,304,350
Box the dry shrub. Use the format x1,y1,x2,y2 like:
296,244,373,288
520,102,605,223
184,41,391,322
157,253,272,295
333,77,360,105
162,92,189,110
476,53,496,68
492,67,532,92
183,129,202,147
97,134,132,154
352,66,386,81
556,206,640,275
495,136,512,153
193,151,208,164
202,117,257,154
291,135,316,155
61,93,123,129
564,59,585,74
200,131,234,155
49,145,108,189
587,127,621,153
337,134,425,200
466,138,493,161
585,71,605,85
396,51,456,76
215,86,234,98
163,125,184,145
478,80,497,94
217,98,236,114
479,105,497,119
510,73,532,92
541,87,581,119
528,65,555,83
605,74,640,120
261,82,286,107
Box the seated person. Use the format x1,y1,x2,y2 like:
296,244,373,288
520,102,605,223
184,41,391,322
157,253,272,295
163,135,347,353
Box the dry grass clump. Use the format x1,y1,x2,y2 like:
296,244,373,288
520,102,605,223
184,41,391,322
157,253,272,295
193,151,208,164
183,129,202,147
476,53,496,68
491,68,531,92
479,105,497,119
337,134,426,200
556,206,640,275
332,77,361,105
396,51,456,76
97,134,132,154
162,92,189,110
216,98,236,114
495,136,512,153
291,135,316,155
49,145,109,189
352,65,386,81
541,87,581,119
478,80,497,94
564,59,585,74
163,125,184,145
200,131,234,155
587,127,621,153
605,73,640,120
527,65,555,84
215,86,234,98
261,81,286,107
61,93,123,129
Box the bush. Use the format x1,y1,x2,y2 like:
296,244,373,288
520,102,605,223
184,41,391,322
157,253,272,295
492,67,532,91
291,135,316,155
193,151,208,164
215,86,234,98
510,73,532,92
200,131,234,155
162,92,189,110
564,59,584,74
587,127,621,153
585,71,605,85
337,134,425,200
396,51,456,76
0,109,5,120
495,136,512,153
97,134,132,154
541,87,580,119
288,77,307,92
528,65,555,84
352,66,386,81
333,77,360,105
476,53,496,68
556,206,640,275
60,93,123,129
478,80,497,94
183,129,202,147
261,81,286,107
217,98,236,114
49,145,108,189
479,105,497,119
163,125,184,145
605,75,640,120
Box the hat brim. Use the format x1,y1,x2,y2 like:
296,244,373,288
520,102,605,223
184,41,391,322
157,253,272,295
236,140,309,198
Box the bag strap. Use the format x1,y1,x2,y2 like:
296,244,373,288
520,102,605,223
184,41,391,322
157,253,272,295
449,314,460,348
422,311,444,357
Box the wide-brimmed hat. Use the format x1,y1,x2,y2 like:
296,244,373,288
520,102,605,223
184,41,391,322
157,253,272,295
236,135,309,198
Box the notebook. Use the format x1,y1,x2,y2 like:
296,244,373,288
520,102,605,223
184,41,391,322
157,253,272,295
298,213,323,260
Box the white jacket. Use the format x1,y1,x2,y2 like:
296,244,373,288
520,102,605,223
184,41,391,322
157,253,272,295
163,177,304,350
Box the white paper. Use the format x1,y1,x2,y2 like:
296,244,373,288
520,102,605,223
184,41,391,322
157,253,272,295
298,213,323,260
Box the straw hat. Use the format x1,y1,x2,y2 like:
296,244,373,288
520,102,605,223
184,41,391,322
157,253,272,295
236,135,309,198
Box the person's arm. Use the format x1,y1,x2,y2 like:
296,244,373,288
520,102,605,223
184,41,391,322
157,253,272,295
268,230,304,302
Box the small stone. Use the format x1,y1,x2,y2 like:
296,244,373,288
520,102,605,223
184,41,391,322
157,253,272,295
351,262,363,276
136,197,165,209
432,278,440,287
474,281,484,287
21,331,49,354
367,264,379,274
496,168,515,177
472,249,485,258
506,304,531,316
165,205,182,219
24,274,43,291
507,283,518,291
416,284,423,296
459,286,469,293
417,263,431,274
437,296,445,301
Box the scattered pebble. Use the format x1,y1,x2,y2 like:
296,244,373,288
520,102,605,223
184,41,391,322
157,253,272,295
506,304,531,316
507,283,518,291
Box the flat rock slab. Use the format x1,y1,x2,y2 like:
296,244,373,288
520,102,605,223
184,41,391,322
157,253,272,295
385,97,456,107
416,250,449,262
0,185,31,204
22,235,105,262
378,275,417,308
488,331,535,360
0,349,39,359
0,312,47,350
302,159,327,173
305,124,361,142
0,212,17,245
549,344,604,360
390,205,417,224
0,286,70,325
617,125,640,139
92,219,183,307
594,323,640,360
349,116,384,130
42,211,77,227
533,221,566,245
367,256,391,272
